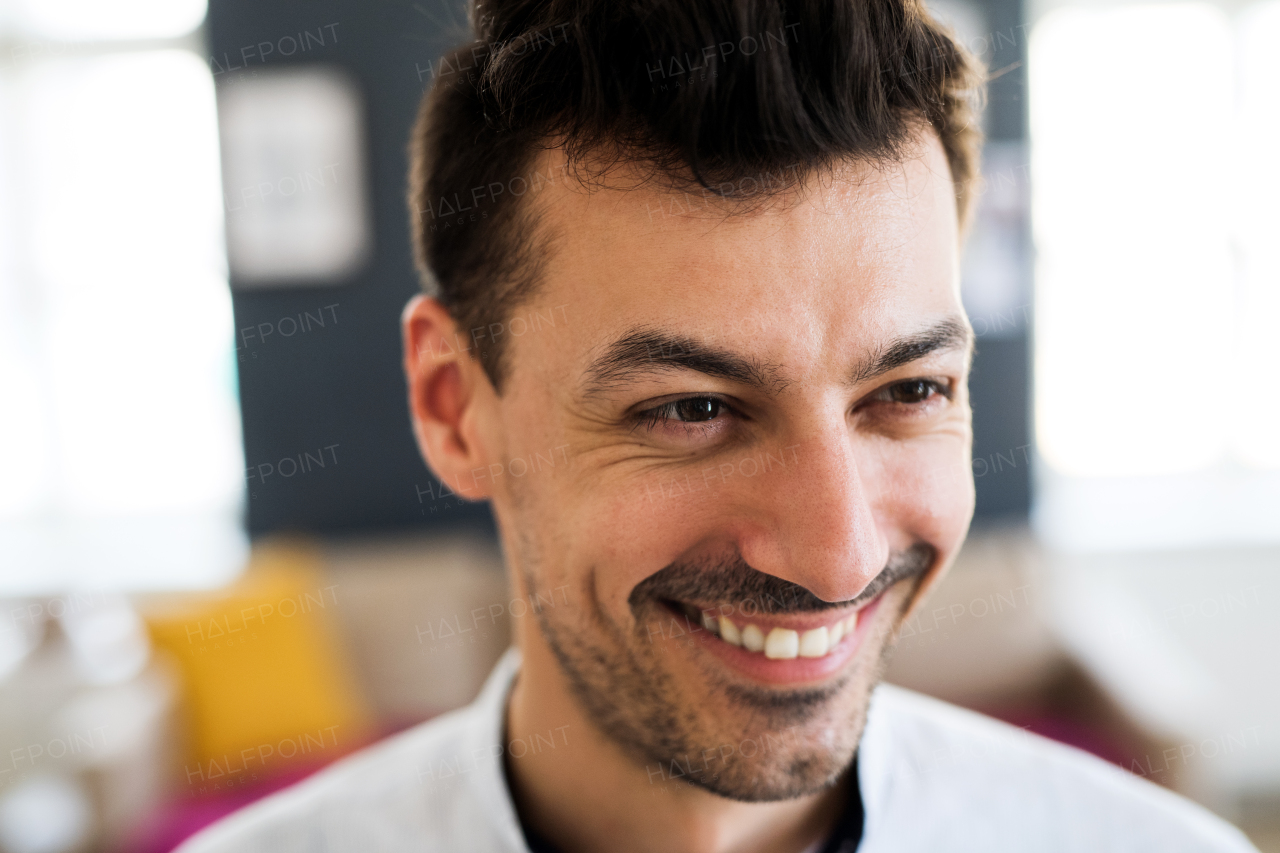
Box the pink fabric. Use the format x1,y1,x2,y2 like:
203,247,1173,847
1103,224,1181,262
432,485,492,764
122,722,420,853
124,765,320,853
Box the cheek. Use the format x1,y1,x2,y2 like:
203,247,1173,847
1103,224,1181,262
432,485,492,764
865,435,975,551
568,475,723,616
491,386,704,624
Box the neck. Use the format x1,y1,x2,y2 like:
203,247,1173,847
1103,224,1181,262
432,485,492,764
504,634,847,853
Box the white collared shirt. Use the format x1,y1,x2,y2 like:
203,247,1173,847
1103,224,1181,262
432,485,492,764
177,648,1258,853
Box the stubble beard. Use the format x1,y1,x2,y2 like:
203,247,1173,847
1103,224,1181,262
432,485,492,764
524,546,933,802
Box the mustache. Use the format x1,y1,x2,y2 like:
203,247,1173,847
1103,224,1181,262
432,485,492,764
628,542,936,616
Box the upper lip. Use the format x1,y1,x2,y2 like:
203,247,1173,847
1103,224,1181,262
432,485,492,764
668,599,866,633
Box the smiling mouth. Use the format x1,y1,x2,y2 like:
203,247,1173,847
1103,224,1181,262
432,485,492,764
669,601,860,661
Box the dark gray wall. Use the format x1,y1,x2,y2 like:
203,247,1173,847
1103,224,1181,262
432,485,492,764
968,0,1033,520
209,0,1031,539
210,0,494,537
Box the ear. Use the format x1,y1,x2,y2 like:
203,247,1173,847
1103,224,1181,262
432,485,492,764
401,295,494,500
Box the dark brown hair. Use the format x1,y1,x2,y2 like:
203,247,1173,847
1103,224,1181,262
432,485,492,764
408,0,984,391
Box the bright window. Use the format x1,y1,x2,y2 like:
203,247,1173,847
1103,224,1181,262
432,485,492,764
0,0,247,591
1031,2,1280,550
7,0,208,41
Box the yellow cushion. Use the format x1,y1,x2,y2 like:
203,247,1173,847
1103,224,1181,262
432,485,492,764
143,540,370,784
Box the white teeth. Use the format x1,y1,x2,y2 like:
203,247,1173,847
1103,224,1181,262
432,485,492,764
718,616,741,646
741,624,765,652
698,609,858,660
764,627,799,660
798,626,829,658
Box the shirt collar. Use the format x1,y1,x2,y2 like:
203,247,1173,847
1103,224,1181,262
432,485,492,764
461,646,529,852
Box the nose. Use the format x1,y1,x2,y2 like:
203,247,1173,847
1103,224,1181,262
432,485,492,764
735,425,889,604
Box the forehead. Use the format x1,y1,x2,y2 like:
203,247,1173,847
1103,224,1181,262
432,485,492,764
521,132,961,377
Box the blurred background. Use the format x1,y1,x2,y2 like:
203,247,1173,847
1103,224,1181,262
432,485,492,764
0,0,1276,850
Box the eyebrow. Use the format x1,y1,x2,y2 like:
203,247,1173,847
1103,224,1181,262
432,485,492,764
581,329,783,397
849,317,974,385
580,317,972,397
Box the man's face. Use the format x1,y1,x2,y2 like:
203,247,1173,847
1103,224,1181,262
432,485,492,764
462,131,973,800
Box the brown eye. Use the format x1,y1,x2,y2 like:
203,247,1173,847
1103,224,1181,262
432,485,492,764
673,397,722,422
635,395,737,435
887,380,936,404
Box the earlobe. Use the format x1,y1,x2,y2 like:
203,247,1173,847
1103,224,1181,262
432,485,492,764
401,295,492,500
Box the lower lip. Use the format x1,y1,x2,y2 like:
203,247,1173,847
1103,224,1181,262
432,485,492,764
678,595,886,686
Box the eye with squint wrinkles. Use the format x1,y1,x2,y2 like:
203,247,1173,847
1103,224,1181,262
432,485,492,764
870,378,953,407
632,377,954,441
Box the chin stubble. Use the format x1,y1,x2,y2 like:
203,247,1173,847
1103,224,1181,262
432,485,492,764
526,543,935,802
